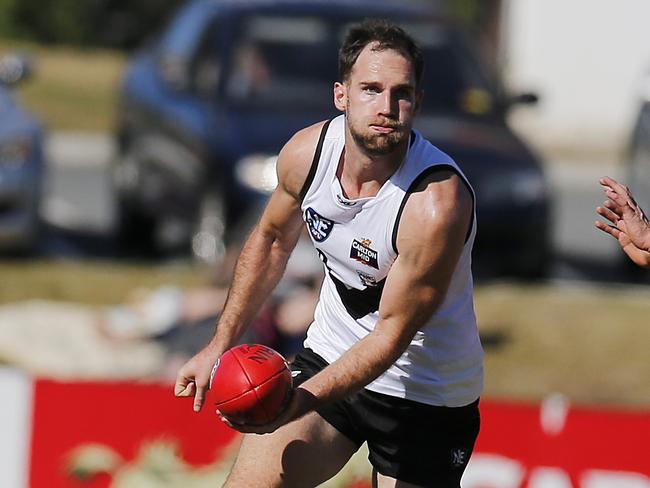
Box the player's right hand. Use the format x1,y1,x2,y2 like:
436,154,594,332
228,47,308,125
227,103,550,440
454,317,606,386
174,345,220,412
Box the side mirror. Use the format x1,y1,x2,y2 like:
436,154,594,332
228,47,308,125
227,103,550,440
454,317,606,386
509,92,539,107
0,54,33,86
157,54,190,92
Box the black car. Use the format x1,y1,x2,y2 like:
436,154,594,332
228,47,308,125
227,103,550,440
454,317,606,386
113,0,549,277
621,70,650,279
627,72,650,216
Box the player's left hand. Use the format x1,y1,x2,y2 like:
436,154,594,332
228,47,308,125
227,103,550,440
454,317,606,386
217,387,316,434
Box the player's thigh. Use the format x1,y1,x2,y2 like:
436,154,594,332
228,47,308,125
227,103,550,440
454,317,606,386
373,469,426,488
224,411,360,488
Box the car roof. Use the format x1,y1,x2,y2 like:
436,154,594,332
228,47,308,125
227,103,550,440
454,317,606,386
159,0,451,60
197,0,447,20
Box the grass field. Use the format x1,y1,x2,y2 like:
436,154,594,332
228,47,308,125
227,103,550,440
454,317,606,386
476,282,650,407
0,41,125,131
0,260,206,305
0,259,649,407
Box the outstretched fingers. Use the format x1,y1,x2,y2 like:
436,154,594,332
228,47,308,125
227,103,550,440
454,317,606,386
596,204,622,225
595,203,625,239
595,219,621,239
600,176,629,195
193,384,207,412
600,176,634,208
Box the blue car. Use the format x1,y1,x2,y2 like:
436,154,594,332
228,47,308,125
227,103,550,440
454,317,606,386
114,0,550,277
0,54,45,252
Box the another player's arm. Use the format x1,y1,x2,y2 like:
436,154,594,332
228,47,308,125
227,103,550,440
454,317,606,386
293,170,473,416
174,122,325,411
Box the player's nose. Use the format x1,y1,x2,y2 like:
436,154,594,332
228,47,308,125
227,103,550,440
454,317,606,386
377,90,398,117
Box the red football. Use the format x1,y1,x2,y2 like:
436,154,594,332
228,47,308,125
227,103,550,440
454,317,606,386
208,344,293,425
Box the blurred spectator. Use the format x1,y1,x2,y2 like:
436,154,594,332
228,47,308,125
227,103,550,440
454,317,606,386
227,42,272,98
595,176,650,268
99,234,323,379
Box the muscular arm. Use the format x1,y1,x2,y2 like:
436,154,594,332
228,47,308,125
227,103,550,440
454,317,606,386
174,121,327,411
294,170,473,415
211,183,303,352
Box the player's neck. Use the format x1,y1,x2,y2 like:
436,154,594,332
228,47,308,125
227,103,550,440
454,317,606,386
337,137,407,200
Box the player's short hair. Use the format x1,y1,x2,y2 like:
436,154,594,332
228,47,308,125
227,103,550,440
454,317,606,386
339,18,424,87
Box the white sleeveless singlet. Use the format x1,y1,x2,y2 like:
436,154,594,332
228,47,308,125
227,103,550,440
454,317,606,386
300,115,483,407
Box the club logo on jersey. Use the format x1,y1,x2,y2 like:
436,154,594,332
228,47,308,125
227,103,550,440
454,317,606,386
357,270,378,287
450,448,469,468
350,238,379,269
305,207,334,242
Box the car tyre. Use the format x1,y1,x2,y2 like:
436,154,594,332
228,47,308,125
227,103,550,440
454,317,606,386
191,185,227,265
112,146,157,257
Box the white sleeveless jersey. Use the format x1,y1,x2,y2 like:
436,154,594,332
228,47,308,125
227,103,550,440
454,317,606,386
300,115,483,407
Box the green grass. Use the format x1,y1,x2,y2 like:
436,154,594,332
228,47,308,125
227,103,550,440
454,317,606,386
1,259,649,406
0,260,206,305
475,282,650,407
0,40,125,131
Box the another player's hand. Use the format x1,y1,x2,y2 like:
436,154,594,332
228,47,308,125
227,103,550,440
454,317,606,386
597,177,650,250
174,344,221,412
596,177,650,268
218,387,317,435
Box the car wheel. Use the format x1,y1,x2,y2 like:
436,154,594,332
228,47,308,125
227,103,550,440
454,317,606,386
191,186,227,265
112,146,156,256
114,197,157,256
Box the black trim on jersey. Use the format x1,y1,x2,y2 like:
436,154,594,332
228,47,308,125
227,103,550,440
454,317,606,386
391,164,475,254
329,271,386,319
409,130,417,147
299,119,332,202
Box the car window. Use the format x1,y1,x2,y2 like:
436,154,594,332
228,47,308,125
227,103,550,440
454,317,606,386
190,19,222,96
344,20,496,116
227,15,337,108
226,13,496,116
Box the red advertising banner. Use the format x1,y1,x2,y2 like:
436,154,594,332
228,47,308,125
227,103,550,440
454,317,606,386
29,380,237,488
466,398,650,487
27,380,650,488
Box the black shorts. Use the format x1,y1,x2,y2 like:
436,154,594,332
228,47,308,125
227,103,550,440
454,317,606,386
290,348,480,488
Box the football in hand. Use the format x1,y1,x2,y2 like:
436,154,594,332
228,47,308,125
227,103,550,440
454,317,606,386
208,344,293,425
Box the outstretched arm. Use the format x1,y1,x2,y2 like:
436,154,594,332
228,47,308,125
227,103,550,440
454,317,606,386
236,170,473,433
595,176,650,268
174,122,326,411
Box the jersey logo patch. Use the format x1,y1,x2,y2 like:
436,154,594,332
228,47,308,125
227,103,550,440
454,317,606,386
350,238,379,269
357,270,378,287
305,207,334,242
450,447,469,468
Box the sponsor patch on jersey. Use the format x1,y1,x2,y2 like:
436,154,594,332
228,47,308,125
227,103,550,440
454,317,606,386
305,207,334,242
350,238,379,269
357,270,378,287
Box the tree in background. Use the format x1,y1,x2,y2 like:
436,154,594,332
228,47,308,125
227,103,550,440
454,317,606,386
0,0,498,55
0,0,183,49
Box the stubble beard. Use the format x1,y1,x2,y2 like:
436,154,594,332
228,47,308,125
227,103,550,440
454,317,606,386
346,112,408,156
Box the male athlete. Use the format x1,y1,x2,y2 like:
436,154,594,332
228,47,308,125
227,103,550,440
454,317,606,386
175,19,483,487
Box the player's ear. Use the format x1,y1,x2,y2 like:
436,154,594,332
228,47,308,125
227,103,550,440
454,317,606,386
334,81,347,112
